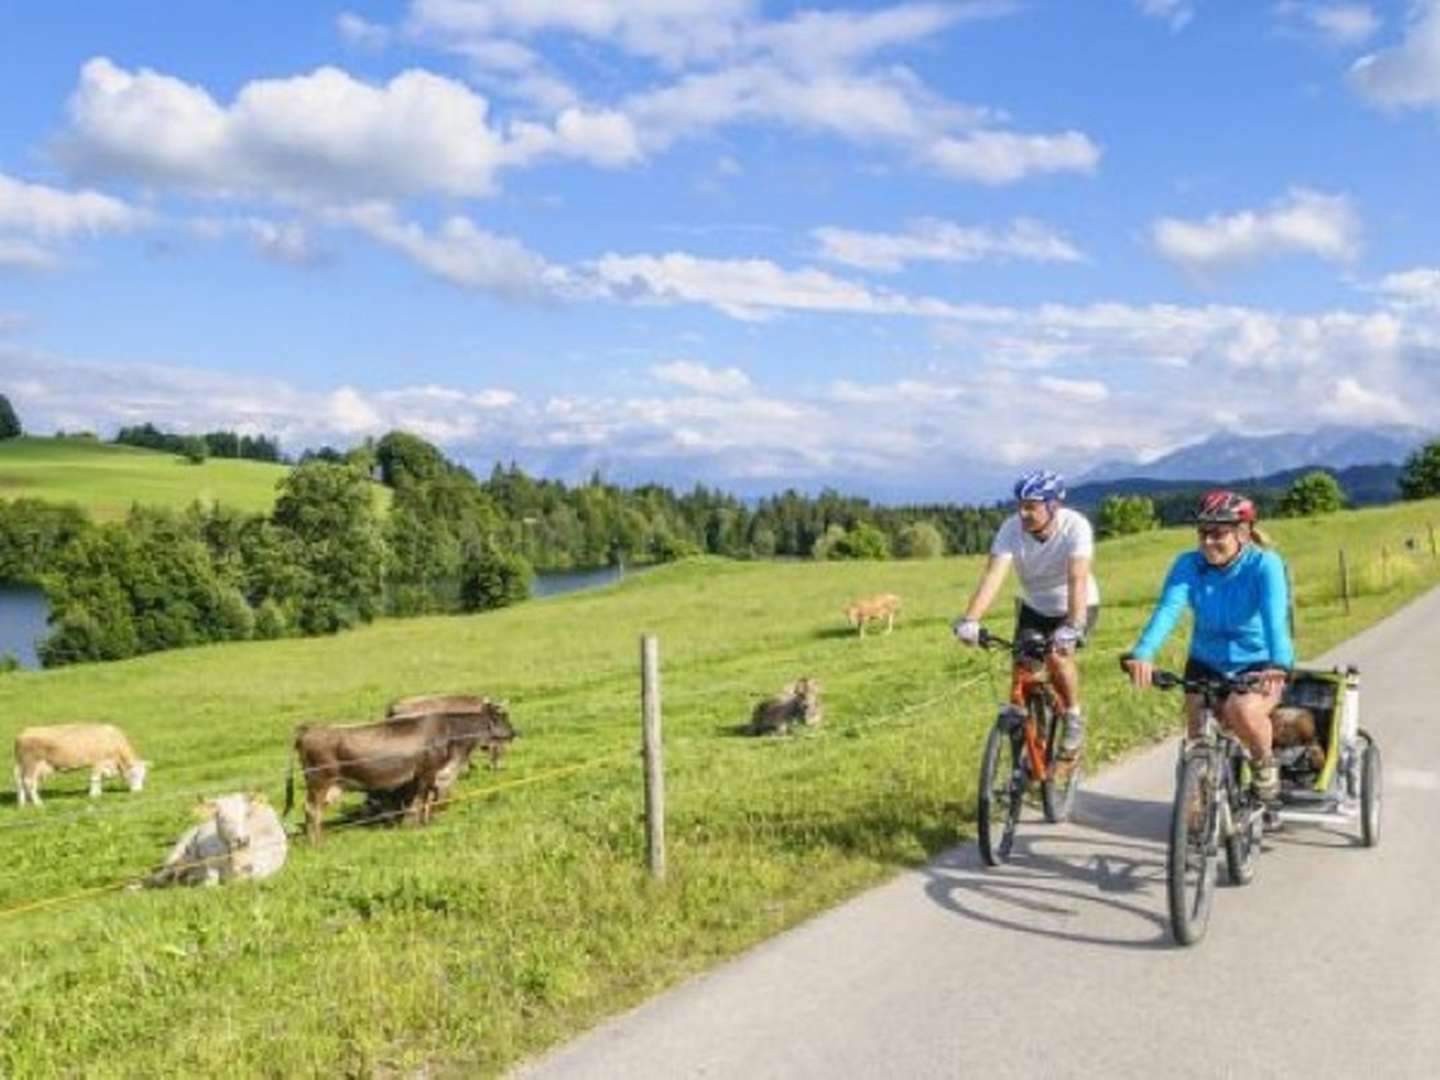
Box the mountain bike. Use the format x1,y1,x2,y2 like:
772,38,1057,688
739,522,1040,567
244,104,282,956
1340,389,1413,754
975,628,1081,867
1140,666,1271,946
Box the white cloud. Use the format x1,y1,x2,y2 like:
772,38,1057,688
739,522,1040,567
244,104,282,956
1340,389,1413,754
336,12,393,49
1150,187,1362,270
246,219,323,266
1307,4,1380,46
651,360,752,395
1350,0,1440,106
59,58,637,204
0,240,60,271
923,130,1102,184
1037,375,1109,403
1135,0,1195,32
814,217,1082,272
330,202,568,298
590,251,984,321
0,172,148,237
1317,376,1412,423
1372,266,1440,308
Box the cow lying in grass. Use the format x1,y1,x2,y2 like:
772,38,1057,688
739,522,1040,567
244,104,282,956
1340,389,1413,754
13,723,148,807
748,677,824,735
843,593,901,638
145,793,287,887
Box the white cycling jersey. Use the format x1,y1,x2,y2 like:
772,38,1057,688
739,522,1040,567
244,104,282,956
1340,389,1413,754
990,506,1100,618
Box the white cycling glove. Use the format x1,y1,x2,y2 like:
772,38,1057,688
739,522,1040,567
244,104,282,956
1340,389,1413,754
952,618,982,646
1053,623,1084,653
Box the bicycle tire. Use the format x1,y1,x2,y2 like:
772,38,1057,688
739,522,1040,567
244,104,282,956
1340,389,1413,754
1359,729,1382,848
1169,751,1218,946
1039,693,1080,824
978,721,1023,867
1222,747,1258,886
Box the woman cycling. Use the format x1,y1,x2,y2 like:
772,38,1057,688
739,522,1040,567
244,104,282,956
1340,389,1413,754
1123,490,1293,801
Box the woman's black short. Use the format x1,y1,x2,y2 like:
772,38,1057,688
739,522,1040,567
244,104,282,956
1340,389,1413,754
1014,603,1099,641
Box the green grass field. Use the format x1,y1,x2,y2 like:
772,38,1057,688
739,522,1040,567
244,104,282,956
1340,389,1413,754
1,500,1438,1076
0,435,291,520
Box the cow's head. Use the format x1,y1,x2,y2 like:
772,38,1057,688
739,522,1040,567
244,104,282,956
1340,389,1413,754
209,793,253,850
482,701,517,768
126,760,149,792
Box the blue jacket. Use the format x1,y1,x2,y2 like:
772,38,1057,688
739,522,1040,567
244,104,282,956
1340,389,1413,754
1132,545,1295,673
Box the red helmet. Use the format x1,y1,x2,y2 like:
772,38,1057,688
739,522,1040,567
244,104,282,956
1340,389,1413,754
1195,489,1256,525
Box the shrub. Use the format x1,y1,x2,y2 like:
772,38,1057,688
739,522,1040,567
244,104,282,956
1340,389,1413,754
895,521,945,559
460,542,533,611
1278,471,1345,517
1097,495,1159,539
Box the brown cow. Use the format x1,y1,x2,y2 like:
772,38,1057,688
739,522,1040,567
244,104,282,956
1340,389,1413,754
843,593,900,638
747,677,824,736
284,702,515,842
385,694,515,770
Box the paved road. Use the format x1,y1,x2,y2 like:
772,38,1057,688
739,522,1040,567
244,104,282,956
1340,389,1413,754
517,589,1440,1079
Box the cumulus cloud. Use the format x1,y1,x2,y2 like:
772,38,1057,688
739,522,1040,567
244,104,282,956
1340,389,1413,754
1150,187,1362,270
1350,0,1440,106
329,202,569,297
58,58,639,203
923,130,1101,184
0,240,60,272
336,12,392,50
651,360,752,395
0,172,148,236
1289,3,1381,46
814,217,1082,272
1135,0,1196,32
1371,265,1440,309
589,251,990,321
1317,376,1412,423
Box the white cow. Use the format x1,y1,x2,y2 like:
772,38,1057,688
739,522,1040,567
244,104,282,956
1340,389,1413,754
13,723,148,807
146,793,288,887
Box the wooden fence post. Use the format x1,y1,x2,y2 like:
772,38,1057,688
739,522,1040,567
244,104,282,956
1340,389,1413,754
1338,548,1350,614
640,634,666,881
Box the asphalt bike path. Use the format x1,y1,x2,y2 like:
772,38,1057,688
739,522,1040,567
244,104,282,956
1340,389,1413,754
516,588,1440,1078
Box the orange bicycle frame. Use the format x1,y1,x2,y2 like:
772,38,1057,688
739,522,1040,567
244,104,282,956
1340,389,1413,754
1010,663,1060,781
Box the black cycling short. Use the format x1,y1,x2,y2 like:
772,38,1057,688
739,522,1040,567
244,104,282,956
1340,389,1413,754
1183,657,1273,684
1015,602,1099,642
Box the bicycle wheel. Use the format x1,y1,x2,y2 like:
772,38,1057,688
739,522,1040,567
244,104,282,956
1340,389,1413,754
978,721,1025,866
1040,695,1080,824
1168,752,1219,946
1359,729,1382,848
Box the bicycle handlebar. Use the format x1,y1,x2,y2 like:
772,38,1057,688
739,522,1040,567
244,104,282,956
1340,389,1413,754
1118,655,1268,698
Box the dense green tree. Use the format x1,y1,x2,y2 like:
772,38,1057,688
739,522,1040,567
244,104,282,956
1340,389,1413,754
895,520,945,559
0,498,90,581
178,435,208,465
376,430,450,488
1278,471,1346,517
459,540,533,611
273,462,386,633
1097,494,1160,538
1399,440,1440,500
0,394,21,439
828,522,891,560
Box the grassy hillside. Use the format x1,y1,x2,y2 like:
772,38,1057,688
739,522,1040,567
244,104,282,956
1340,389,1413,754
1,500,1438,1075
0,435,290,520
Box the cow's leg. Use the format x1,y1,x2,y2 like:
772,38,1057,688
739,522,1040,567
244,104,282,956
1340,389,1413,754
89,768,104,798
305,792,324,843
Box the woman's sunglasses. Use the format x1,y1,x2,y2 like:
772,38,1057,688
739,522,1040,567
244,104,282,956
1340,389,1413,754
1196,525,1237,541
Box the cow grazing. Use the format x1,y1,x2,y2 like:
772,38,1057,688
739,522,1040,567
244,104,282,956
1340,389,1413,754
146,793,287,887
748,677,824,736
285,700,515,842
13,723,148,808
843,593,901,638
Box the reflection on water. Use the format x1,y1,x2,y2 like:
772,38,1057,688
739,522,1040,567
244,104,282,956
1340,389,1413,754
0,584,48,670
532,564,630,599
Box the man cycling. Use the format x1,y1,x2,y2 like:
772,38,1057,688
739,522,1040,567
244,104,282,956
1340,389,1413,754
953,469,1100,758
1123,490,1293,801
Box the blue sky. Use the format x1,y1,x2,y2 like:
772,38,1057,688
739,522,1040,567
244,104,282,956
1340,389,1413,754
2,0,1439,501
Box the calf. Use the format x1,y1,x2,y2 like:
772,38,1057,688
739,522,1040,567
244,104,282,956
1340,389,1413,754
14,723,148,807
145,793,287,887
285,700,515,842
748,677,824,736
843,593,901,638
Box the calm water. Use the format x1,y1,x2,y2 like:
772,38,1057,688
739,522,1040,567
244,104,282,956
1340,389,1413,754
0,568,630,670
532,564,630,598
0,583,48,670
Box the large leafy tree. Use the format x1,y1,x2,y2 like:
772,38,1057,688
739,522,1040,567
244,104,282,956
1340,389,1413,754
1399,440,1440,500
1278,471,1346,517
272,461,386,633
1097,494,1160,538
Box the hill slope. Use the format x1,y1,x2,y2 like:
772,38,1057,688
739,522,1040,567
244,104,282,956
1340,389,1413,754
0,435,290,520
2,499,1438,1075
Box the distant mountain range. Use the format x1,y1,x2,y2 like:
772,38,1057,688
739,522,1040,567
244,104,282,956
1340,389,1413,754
1067,462,1405,510
1078,424,1432,486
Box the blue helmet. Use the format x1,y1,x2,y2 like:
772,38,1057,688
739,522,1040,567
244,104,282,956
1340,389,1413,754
1013,469,1066,503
